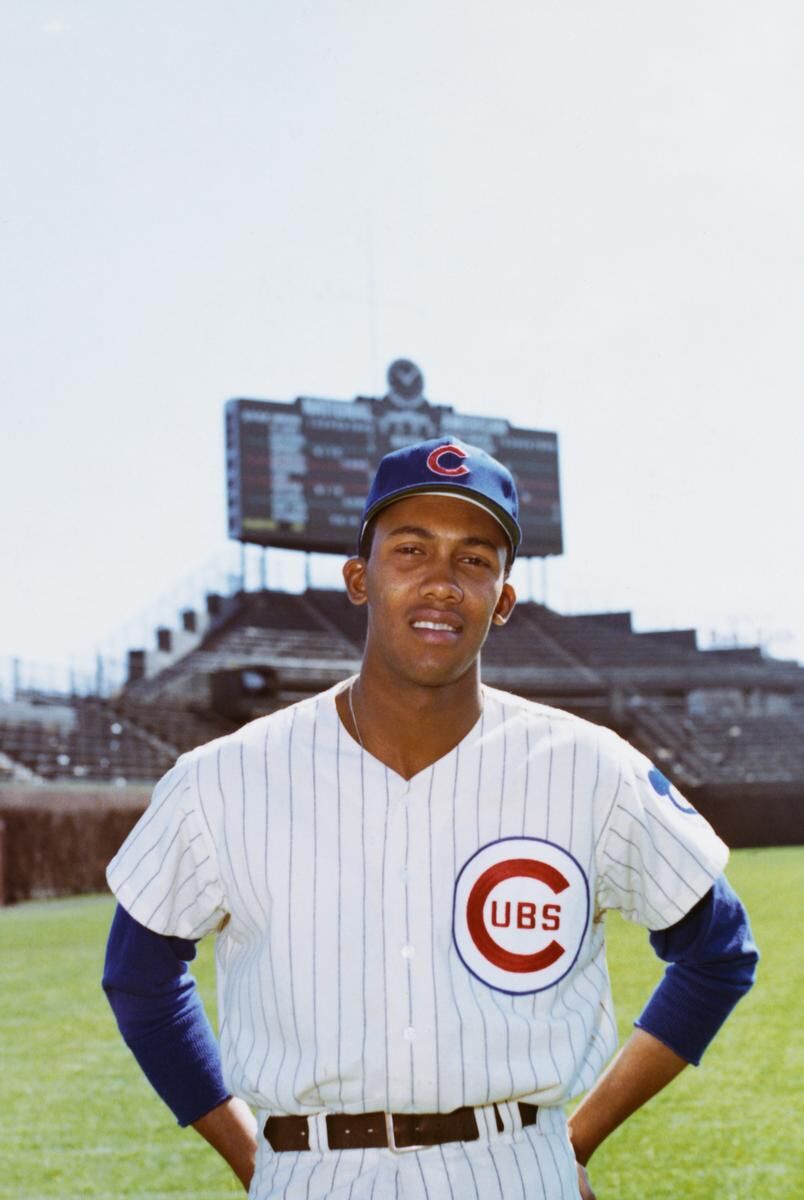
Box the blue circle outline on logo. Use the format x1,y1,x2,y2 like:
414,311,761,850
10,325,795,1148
452,836,590,996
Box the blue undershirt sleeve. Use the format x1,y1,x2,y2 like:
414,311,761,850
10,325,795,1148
635,874,758,1065
102,903,229,1126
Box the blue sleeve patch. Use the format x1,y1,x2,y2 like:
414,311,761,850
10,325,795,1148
648,766,697,814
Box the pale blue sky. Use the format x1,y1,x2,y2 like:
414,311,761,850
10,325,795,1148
2,1,803,685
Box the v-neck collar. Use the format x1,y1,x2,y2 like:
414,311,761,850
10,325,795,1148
331,675,488,787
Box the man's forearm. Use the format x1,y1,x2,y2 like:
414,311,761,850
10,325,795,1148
567,1028,688,1166
193,1097,259,1192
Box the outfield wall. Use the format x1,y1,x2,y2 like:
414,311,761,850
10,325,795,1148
691,782,804,849
0,781,801,904
0,784,149,905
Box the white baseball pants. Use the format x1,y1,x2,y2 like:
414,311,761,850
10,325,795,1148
250,1105,580,1199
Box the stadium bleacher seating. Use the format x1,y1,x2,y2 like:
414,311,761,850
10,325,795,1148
482,605,596,673
304,588,367,651
1,587,802,799
108,701,237,758
632,704,804,787
528,606,709,669
0,699,171,784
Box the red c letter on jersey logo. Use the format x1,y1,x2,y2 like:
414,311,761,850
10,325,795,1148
466,859,570,973
453,838,590,995
426,443,470,477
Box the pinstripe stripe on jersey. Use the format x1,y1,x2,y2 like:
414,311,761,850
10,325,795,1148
111,764,189,880
239,740,263,1083
425,769,442,1112
643,803,721,880
403,790,415,1105
257,720,286,1098
111,803,188,911
498,696,507,839
593,756,624,853
536,716,565,1098
359,735,369,1111
490,696,535,1084
616,804,704,900
335,712,345,1107
460,713,492,1093
124,812,188,910
381,764,392,1113
520,712,530,836
218,758,253,1094
603,832,683,921
477,700,516,1104
446,746,467,1101
311,704,321,1101
143,831,205,925
287,709,307,1106
512,716,538,1091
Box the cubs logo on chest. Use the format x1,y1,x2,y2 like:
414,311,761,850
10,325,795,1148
452,837,590,994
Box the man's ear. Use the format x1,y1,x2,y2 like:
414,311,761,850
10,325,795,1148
342,556,369,606
491,581,517,626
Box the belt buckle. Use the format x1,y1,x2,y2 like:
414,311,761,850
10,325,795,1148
385,1112,424,1154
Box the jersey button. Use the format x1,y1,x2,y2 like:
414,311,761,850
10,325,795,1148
403,1025,416,1041
401,943,415,958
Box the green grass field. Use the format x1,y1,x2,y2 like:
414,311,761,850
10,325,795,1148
1,847,801,1199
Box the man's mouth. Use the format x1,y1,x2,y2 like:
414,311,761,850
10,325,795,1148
408,612,463,641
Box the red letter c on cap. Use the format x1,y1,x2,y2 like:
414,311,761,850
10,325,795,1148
426,443,470,477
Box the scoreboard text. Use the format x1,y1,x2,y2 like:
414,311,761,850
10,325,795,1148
225,363,562,558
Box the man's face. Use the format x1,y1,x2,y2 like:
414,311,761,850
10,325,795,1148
344,493,516,689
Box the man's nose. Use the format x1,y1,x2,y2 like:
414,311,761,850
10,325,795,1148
420,557,463,602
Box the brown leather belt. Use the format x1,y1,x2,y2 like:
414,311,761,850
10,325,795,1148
264,1103,539,1152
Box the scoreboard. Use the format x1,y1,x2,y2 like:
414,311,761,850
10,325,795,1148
225,361,563,558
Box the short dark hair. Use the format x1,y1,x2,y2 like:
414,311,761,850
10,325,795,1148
358,516,378,561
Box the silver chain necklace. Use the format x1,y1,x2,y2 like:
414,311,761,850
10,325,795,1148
348,681,485,756
348,682,364,748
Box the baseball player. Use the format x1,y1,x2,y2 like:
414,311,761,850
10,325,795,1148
103,437,758,1199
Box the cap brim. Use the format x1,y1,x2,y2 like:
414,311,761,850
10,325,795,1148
360,484,520,558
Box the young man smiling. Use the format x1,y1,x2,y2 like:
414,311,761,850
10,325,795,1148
335,488,516,782
104,437,757,1199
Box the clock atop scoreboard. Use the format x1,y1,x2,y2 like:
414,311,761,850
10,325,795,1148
225,360,563,558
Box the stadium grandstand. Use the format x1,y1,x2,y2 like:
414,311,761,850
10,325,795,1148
1,584,803,868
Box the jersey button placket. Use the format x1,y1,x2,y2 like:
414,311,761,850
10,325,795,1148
384,779,416,1102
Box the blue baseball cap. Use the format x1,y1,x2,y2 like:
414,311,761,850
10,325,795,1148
359,437,522,560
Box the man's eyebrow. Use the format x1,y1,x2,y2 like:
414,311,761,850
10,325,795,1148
385,524,435,539
385,525,500,553
460,536,501,553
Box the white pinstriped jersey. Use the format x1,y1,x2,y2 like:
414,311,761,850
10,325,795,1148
107,681,728,1121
